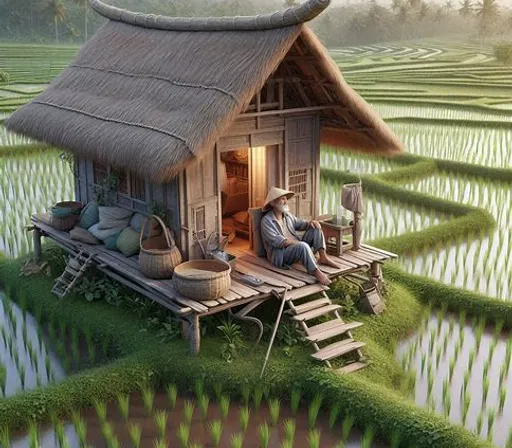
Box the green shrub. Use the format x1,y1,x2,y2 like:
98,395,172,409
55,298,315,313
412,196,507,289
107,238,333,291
0,71,9,84
494,42,512,65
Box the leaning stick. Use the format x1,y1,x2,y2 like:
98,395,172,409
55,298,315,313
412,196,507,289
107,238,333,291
260,287,289,379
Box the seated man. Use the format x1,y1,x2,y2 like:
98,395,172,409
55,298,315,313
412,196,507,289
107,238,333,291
260,187,340,286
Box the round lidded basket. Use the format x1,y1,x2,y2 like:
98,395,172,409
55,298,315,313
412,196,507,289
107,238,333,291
173,260,231,301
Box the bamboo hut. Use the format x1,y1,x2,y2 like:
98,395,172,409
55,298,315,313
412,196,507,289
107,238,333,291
6,0,402,365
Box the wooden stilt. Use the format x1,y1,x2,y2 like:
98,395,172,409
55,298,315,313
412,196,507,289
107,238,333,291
371,262,382,279
189,315,201,355
33,228,42,263
181,319,190,341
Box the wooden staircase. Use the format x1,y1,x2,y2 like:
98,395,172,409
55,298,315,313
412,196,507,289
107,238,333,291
51,250,94,298
285,284,367,374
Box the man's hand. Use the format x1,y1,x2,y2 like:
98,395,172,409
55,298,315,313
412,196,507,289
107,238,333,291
283,238,300,248
309,220,321,230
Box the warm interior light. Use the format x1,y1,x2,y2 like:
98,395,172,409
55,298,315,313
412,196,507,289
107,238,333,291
251,146,267,207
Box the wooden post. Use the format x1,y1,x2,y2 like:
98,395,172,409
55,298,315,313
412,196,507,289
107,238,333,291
181,319,190,341
371,261,383,290
352,212,362,251
371,262,382,279
33,228,42,263
189,314,201,355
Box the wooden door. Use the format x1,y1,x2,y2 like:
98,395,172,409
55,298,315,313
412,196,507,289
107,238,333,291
249,145,281,208
285,115,320,220
182,149,219,260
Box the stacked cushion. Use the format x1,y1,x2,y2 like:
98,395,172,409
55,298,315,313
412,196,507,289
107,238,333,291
116,227,141,257
77,202,100,229
69,227,101,245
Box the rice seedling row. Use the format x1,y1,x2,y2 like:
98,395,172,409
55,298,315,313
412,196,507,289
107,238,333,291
0,151,75,257
400,174,511,299
9,383,391,448
397,309,512,447
320,178,444,241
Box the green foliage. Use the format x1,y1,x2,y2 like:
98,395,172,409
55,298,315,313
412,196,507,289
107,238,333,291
198,394,210,420
328,279,359,319
219,395,230,421
217,317,245,363
166,384,178,409
258,423,270,448
239,406,250,433
0,71,10,84
154,410,168,439
230,432,244,448
308,393,323,429
208,420,223,447
290,388,301,415
268,398,280,426
148,201,170,226
307,428,321,448
176,423,189,448
385,264,512,328
494,42,512,65
283,418,296,443
117,395,130,421
183,399,195,425
93,172,119,206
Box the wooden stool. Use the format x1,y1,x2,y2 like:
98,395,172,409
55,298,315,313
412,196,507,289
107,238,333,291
319,217,353,256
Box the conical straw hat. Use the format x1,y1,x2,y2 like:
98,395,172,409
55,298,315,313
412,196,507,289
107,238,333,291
263,187,294,211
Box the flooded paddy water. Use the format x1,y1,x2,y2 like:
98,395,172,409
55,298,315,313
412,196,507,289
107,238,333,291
0,289,115,395
400,175,511,299
397,309,512,447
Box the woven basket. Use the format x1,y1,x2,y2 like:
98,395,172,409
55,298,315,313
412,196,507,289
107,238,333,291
139,215,182,279
173,260,231,301
51,201,83,218
50,214,78,231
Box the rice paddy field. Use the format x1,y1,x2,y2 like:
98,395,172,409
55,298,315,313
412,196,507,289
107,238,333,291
0,37,511,447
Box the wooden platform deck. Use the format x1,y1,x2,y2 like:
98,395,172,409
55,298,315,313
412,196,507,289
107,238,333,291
31,215,397,353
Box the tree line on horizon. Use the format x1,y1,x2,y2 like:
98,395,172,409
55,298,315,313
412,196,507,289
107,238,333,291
0,0,509,46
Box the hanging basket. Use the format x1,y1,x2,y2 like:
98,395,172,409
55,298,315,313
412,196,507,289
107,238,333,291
173,260,231,301
139,215,182,279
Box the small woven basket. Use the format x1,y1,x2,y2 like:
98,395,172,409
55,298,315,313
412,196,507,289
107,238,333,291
139,215,182,279
173,260,231,301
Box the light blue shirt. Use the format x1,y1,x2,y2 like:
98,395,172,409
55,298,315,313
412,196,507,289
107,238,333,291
260,210,309,267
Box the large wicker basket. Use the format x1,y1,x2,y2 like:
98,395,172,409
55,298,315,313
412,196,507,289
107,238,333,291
173,260,231,301
50,214,78,231
139,215,182,279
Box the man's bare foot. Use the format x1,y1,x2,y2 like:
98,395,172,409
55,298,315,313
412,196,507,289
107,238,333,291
313,268,332,286
318,254,341,269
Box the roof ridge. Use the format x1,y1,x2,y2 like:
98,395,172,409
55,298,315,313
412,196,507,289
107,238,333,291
87,0,331,31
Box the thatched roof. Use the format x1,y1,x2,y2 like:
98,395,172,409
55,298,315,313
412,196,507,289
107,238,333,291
6,0,402,183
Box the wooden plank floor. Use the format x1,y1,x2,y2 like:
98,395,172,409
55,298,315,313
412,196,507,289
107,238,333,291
32,215,396,318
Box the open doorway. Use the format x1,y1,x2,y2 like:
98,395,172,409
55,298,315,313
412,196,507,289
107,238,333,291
220,148,250,250
219,145,280,252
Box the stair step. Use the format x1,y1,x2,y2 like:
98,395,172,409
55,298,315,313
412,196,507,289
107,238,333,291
311,339,366,362
286,284,329,301
65,266,79,276
306,321,363,343
287,298,331,315
337,361,367,374
291,304,342,322
306,319,345,335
